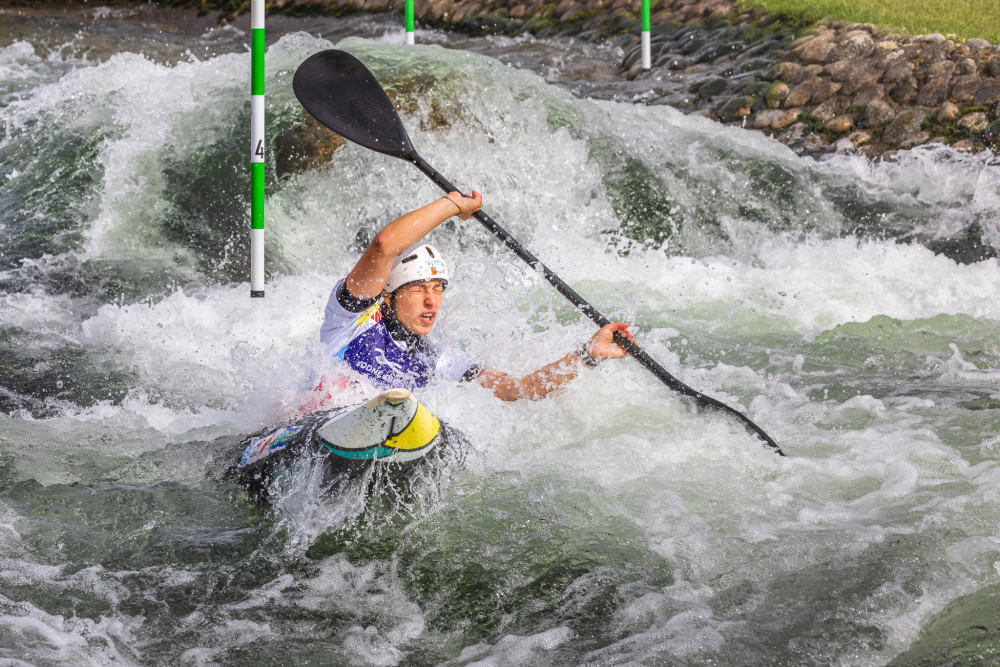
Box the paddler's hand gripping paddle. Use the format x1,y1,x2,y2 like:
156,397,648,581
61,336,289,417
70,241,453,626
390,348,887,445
292,49,783,455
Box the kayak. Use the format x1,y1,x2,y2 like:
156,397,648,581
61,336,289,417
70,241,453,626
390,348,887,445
233,388,456,500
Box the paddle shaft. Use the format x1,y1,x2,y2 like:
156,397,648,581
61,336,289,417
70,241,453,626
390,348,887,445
290,50,781,452
407,152,783,454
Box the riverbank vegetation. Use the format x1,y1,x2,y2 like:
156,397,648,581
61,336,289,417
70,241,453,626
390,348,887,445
738,0,1000,43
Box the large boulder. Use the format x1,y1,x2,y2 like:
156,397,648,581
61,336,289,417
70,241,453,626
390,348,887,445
934,101,960,123
773,61,802,82
792,31,837,63
852,83,885,108
716,95,756,122
889,76,918,104
917,74,952,107
785,78,841,107
826,30,875,62
882,60,915,84
695,76,730,99
882,108,928,147
789,63,824,85
824,114,854,134
765,82,790,108
957,111,989,134
810,98,841,122
987,55,1000,78
951,75,985,103
863,99,896,129
922,59,956,77
973,85,1000,106
753,108,802,130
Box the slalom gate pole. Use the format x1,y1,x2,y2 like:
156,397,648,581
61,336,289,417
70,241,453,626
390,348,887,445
405,0,415,44
250,0,266,298
641,0,651,70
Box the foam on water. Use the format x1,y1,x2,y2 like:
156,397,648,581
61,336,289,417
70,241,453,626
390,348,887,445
0,560,142,665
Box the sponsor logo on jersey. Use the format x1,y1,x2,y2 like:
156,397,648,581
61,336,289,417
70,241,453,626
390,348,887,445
355,303,383,327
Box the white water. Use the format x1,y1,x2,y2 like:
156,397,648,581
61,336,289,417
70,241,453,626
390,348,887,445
1,22,1000,665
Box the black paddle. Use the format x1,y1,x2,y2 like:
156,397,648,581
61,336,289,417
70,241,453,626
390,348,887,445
292,49,783,455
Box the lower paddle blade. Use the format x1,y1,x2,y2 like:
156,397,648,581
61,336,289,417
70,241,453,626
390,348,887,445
292,49,414,158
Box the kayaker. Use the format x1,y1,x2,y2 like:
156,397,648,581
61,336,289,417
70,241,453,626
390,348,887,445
321,191,636,400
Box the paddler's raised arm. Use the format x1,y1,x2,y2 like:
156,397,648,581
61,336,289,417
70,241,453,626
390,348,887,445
478,322,635,401
345,191,482,299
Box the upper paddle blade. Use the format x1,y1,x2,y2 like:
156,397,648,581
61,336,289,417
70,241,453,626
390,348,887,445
292,49,414,158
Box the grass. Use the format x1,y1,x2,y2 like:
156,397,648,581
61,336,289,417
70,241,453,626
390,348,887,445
737,0,1000,43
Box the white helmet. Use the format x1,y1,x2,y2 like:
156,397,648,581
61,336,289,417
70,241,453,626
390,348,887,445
385,243,449,292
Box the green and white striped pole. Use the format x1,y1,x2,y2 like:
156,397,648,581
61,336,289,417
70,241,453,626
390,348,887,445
405,0,415,44
641,0,651,70
250,0,266,298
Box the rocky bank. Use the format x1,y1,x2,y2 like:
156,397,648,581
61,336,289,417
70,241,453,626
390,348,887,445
21,0,1000,158
248,0,1000,159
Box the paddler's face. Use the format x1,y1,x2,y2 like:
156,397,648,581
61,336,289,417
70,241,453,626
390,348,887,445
389,280,445,336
